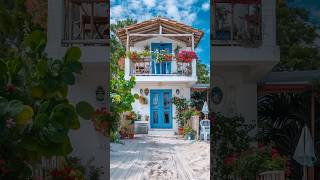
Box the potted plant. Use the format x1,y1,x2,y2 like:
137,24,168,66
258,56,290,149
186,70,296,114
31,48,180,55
183,126,196,140
230,146,288,179
127,51,141,62
127,126,135,139
91,108,113,137
177,50,198,63
172,97,191,135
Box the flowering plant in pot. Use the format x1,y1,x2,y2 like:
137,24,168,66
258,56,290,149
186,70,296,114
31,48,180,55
230,146,289,180
91,108,113,137
127,51,141,62
177,50,198,63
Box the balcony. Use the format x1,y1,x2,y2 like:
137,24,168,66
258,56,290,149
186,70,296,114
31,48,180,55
124,56,197,83
212,0,262,47
62,0,109,46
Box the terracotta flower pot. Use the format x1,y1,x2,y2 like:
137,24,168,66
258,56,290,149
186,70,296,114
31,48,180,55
178,127,184,135
128,134,134,139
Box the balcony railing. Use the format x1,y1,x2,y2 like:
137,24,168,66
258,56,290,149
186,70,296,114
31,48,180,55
62,0,109,46
212,1,262,47
128,57,194,76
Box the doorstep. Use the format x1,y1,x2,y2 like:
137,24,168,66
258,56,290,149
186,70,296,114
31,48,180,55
148,129,175,137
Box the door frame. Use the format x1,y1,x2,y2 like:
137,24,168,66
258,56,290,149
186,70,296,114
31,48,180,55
150,89,173,129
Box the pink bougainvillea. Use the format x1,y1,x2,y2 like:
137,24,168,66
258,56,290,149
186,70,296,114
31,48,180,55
177,50,198,63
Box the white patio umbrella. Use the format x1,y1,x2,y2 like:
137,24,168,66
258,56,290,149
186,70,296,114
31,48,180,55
202,101,209,119
293,125,317,180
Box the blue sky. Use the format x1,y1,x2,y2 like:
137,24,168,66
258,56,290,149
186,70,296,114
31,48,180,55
289,0,320,26
110,0,211,65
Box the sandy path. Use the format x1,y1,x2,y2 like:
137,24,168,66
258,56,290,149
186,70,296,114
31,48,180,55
110,135,210,180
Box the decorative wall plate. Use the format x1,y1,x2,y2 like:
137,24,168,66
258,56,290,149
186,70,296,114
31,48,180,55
140,89,144,94
211,87,223,105
144,88,149,96
176,89,180,95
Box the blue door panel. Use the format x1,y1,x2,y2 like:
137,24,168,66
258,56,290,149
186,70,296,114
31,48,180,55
150,90,172,129
151,43,172,74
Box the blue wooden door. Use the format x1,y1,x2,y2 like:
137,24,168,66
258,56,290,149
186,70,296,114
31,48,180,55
150,90,172,129
151,43,172,74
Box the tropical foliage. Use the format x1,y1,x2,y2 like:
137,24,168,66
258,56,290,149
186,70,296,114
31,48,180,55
258,92,310,179
231,146,288,180
275,0,320,71
211,113,254,180
0,30,95,179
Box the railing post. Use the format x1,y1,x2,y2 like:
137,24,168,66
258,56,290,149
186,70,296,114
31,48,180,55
192,58,197,77
172,58,177,74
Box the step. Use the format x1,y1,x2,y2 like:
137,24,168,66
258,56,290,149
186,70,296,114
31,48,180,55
148,129,175,137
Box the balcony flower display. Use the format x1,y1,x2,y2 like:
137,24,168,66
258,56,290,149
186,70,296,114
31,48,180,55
92,108,113,137
127,51,140,62
152,49,165,63
177,50,198,63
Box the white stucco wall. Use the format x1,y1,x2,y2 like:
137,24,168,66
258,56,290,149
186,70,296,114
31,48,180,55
131,83,191,133
212,69,257,124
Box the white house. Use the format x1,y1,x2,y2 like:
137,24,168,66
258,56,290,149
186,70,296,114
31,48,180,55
116,17,204,134
46,0,110,178
211,0,280,124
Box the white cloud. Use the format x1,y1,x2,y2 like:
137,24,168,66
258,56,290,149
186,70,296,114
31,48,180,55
111,5,124,18
110,0,205,25
143,0,156,8
201,2,210,11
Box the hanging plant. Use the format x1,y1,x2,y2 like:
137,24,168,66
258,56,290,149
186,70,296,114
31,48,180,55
177,50,198,63
127,51,141,62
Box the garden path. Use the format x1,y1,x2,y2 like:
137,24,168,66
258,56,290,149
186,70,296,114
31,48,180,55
110,135,210,180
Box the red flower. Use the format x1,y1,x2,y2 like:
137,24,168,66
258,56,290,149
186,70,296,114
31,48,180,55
271,148,280,159
63,167,72,175
177,51,198,63
50,169,62,177
6,84,16,93
223,154,236,166
257,142,265,149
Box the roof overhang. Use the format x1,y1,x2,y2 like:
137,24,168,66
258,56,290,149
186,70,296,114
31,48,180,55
116,17,204,47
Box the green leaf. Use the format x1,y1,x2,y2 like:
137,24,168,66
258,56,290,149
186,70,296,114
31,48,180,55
0,59,8,77
6,58,22,76
76,101,94,120
24,30,47,51
36,59,48,78
0,97,8,116
64,47,81,63
20,136,39,151
8,100,24,118
68,61,83,74
47,122,68,143
34,113,49,129
61,68,75,85
50,60,62,77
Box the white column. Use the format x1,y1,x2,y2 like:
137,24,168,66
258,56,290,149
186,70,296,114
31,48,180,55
262,0,276,47
46,0,64,56
125,58,131,80
192,58,197,78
